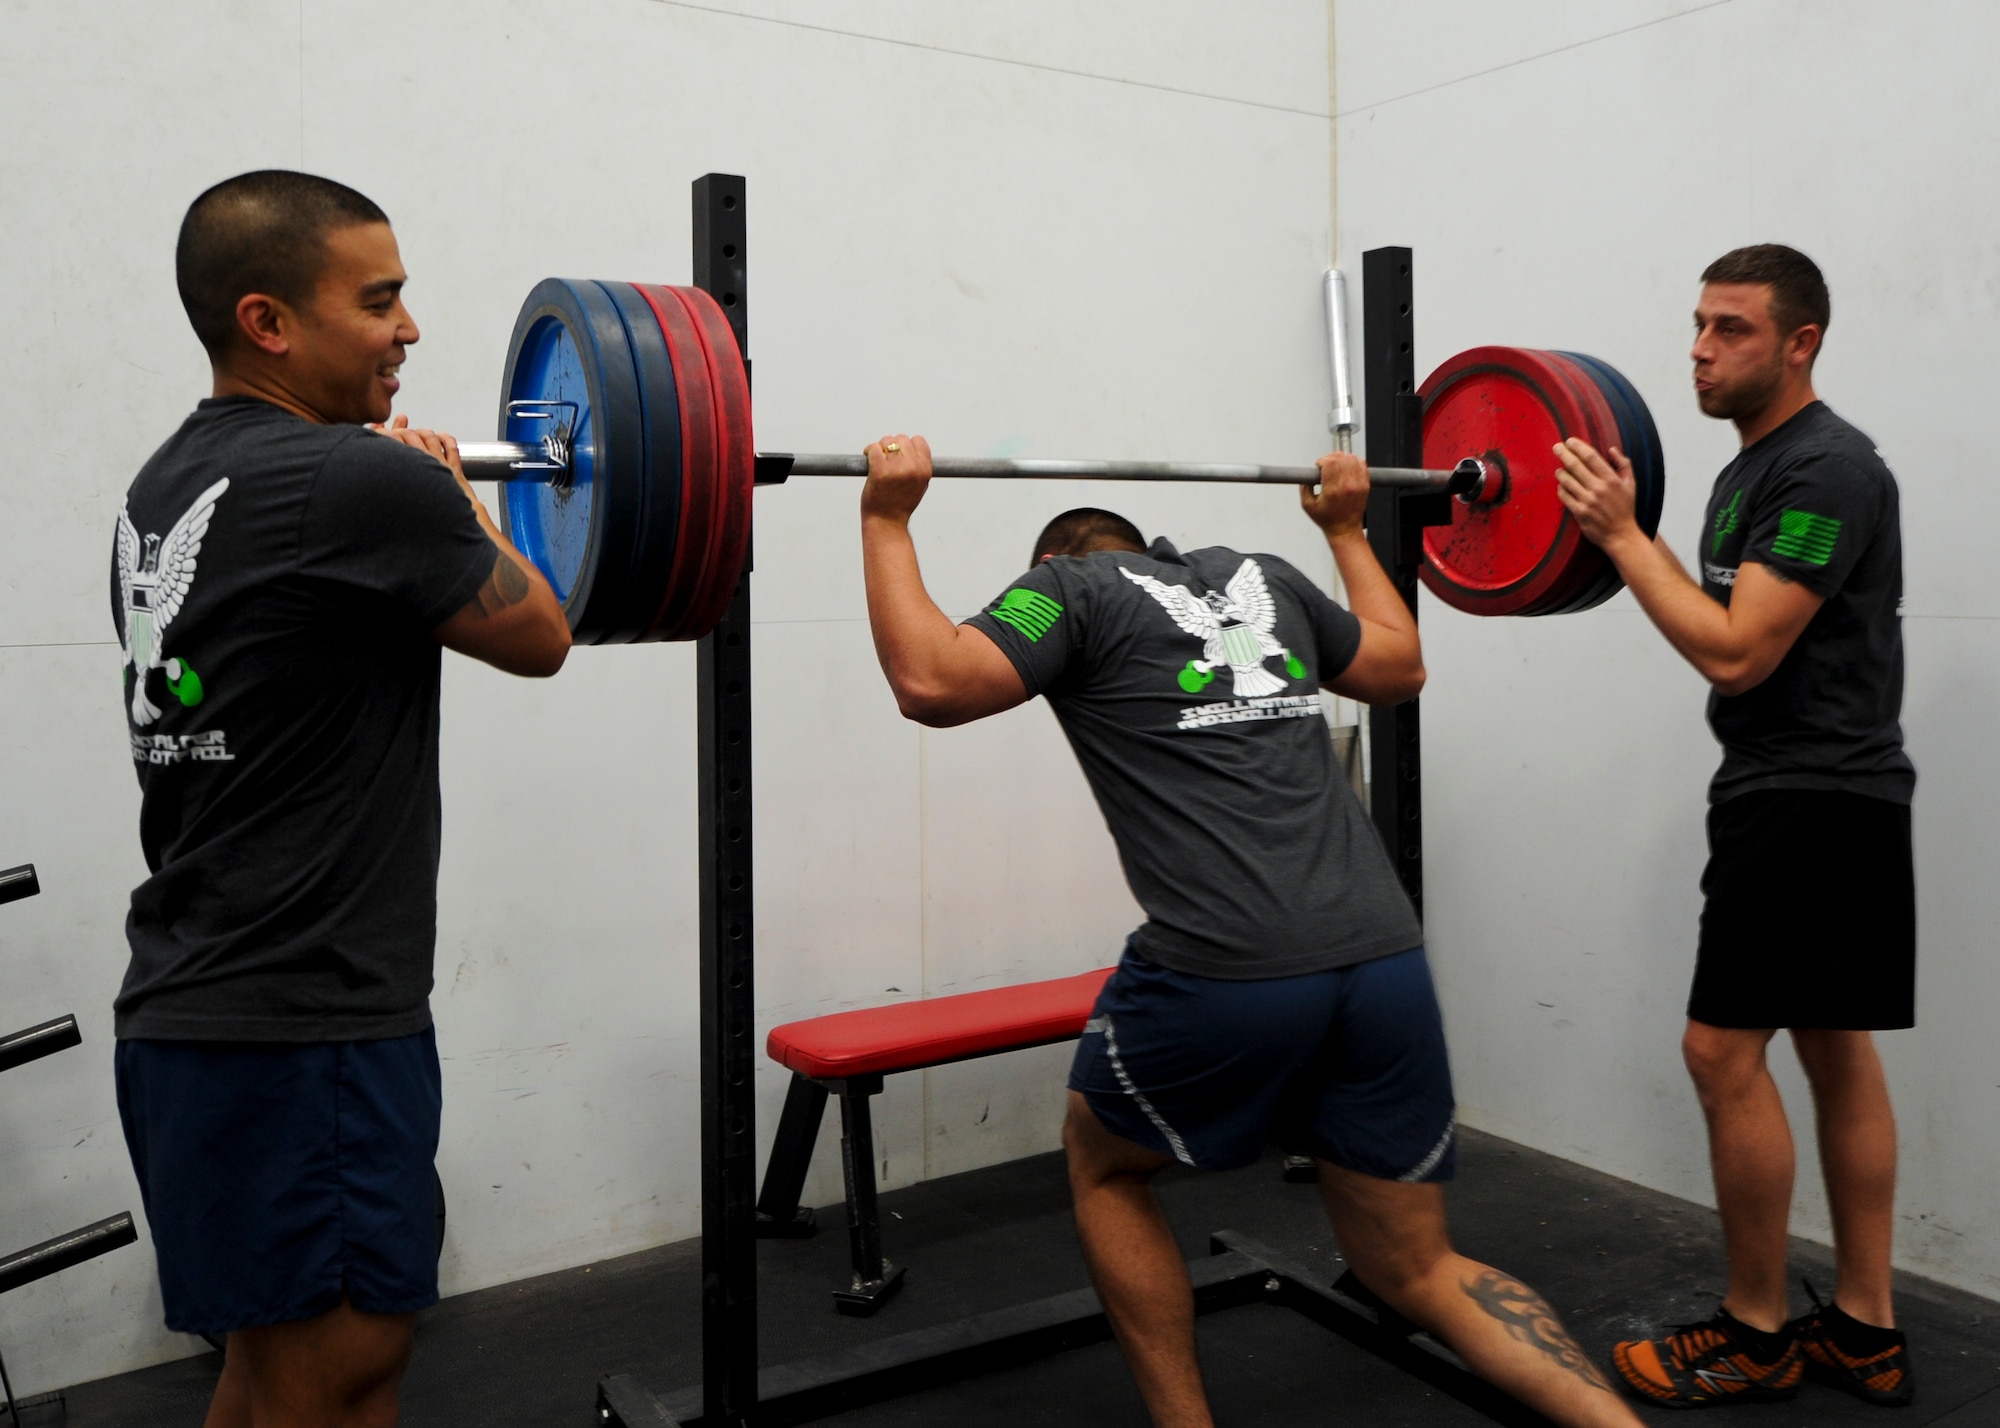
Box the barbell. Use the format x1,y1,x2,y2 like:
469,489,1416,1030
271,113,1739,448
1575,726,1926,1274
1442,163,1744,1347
477,278,1665,643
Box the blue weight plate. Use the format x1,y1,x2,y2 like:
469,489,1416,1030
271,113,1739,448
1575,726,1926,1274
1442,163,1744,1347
1560,351,1664,535
1547,351,1666,614
1570,353,1664,613
596,281,683,644
497,279,646,644
1532,353,1628,616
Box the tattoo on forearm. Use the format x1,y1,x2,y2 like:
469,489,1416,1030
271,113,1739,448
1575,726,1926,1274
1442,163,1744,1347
475,553,533,616
1461,1270,1614,1393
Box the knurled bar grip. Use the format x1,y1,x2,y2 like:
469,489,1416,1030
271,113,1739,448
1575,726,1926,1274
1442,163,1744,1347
0,1016,81,1076
0,1214,137,1297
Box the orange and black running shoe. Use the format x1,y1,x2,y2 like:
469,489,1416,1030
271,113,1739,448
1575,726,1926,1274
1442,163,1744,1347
1611,1310,1803,1408
1790,1282,1916,1407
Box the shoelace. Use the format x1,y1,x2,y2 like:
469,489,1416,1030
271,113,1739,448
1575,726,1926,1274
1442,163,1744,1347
1661,1321,1734,1369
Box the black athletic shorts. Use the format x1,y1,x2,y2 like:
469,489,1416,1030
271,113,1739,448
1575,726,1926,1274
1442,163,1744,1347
1690,788,1915,1030
116,1029,442,1334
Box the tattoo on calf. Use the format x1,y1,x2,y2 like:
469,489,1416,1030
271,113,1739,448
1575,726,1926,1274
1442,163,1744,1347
1460,1270,1614,1393
475,553,533,617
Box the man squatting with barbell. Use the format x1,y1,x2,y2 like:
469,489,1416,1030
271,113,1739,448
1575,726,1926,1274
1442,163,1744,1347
1557,246,1917,1409
857,439,1645,1428
112,170,569,1427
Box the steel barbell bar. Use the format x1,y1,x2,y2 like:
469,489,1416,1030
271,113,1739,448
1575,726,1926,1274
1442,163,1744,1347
455,441,1494,499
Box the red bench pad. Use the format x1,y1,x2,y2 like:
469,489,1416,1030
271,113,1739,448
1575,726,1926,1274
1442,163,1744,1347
766,968,1115,1081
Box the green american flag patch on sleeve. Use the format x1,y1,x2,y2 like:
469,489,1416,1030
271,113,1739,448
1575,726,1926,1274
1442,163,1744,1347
989,588,1063,641
1770,509,1843,566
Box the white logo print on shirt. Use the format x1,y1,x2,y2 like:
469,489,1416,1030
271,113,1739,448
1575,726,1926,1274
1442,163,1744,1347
116,478,228,726
1121,558,1322,729
1121,558,1301,697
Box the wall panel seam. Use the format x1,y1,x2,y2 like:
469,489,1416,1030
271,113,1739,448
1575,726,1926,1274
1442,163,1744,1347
1336,0,1735,118
642,0,1331,119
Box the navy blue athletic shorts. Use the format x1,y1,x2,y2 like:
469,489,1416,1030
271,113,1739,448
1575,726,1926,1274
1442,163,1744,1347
1068,944,1456,1182
115,1028,443,1335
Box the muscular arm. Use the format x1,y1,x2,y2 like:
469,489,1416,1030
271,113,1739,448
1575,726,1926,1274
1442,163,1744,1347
1305,456,1426,706
1555,440,1821,696
860,435,1029,727
378,419,570,677
432,546,570,678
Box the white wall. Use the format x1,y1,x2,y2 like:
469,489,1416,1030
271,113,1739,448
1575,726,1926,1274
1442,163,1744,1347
1336,0,2000,1299
0,0,1338,1394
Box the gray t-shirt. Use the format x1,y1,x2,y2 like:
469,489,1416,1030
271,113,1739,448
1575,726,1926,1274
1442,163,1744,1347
966,538,1422,980
1699,402,1914,806
112,397,495,1041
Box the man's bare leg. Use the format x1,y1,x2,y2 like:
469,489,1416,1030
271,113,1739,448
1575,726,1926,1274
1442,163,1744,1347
1682,1020,1794,1331
203,1338,251,1428
1063,1091,1208,1428
208,1298,414,1428
1792,1029,1898,1328
1317,1163,1643,1428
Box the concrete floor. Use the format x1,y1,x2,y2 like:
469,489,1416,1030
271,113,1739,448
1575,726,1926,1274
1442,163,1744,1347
47,1128,2000,1426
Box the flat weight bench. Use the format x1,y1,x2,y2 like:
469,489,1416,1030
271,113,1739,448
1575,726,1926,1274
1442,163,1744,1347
753,967,1114,1315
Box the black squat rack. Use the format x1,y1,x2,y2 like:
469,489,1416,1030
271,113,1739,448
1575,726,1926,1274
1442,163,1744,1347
0,864,138,1426
596,180,1501,1428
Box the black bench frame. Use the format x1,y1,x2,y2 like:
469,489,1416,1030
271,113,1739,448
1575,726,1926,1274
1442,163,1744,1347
753,1072,905,1315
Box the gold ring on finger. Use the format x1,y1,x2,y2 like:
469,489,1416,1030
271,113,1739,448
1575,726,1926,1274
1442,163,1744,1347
883,442,901,453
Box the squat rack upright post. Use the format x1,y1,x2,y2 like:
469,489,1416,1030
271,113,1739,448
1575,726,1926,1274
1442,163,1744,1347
1359,246,1447,920
692,172,760,1427
597,181,1534,1428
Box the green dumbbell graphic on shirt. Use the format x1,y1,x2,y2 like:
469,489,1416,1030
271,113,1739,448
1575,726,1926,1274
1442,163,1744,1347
1178,662,1215,694
165,659,204,707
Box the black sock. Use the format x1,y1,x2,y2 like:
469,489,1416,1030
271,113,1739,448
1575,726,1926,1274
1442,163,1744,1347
1823,1302,1902,1355
1719,1309,1795,1365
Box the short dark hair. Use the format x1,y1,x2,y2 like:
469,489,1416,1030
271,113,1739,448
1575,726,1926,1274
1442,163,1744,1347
176,170,389,355
1030,507,1144,566
1701,244,1830,344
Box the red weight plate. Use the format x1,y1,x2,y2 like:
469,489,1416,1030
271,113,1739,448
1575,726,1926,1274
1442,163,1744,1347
652,287,731,642
634,283,720,640
1416,347,1617,617
667,285,754,642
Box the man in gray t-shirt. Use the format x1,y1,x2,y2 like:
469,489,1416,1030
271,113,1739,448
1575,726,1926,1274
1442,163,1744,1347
860,435,1643,1428
963,536,1420,981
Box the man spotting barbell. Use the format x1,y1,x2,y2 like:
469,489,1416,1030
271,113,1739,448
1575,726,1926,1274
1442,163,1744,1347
112,170,568,1428
1555,245,1916,1410
858,436,1643,1428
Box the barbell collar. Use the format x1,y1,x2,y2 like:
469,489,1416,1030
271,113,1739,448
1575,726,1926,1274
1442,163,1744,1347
457,400,576,483
457,438,572,482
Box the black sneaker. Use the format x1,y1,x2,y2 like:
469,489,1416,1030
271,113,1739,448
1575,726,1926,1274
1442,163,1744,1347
1789,1281,1915,1407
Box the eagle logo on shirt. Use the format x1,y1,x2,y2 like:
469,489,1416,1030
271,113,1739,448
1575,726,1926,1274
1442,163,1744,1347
1120,558,1305,697
116,478,228,726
